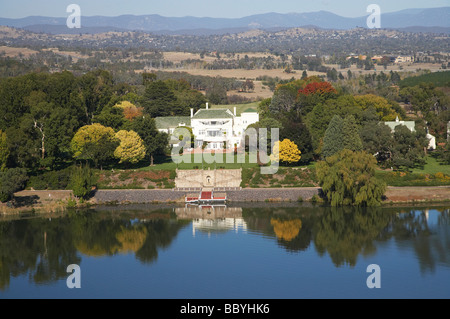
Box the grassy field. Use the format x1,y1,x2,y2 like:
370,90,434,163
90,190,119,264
140,153,260,171
376,156,450,187
241,165,318,189
412,156,450,175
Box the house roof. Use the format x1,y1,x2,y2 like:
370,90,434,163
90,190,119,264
192,109,234,120
155,116,191,130
384,118,416,132
242,108,257,113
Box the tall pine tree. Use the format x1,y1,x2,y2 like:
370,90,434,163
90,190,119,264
322,115,344,158
342,115,363,152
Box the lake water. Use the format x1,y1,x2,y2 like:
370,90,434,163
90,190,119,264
0,203,449,299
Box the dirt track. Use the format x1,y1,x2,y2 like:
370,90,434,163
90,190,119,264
385,186,450,203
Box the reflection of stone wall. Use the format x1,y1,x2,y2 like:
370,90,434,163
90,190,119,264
175,206,242,220
175,169,241,188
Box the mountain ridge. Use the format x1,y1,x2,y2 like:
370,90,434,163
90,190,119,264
0,7,448,35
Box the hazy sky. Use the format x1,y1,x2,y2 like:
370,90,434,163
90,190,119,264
0,0,448,19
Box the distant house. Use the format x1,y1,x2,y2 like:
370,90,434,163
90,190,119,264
156,103,259,150
371,55,384,63
394,56,413,64
384,117,436,150
384,117,416,133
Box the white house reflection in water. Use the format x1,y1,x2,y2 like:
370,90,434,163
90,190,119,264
175,205,247,237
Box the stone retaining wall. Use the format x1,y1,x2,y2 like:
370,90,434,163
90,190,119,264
93,190,187,204
92,188,321,204
227,188,321,202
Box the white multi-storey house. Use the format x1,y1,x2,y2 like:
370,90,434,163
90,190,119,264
156,103,259,150
384,116,436,150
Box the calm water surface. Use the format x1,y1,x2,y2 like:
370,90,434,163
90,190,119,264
0,204,449,299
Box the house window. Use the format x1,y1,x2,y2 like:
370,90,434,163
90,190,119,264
207,130,221,137
199,130,205,136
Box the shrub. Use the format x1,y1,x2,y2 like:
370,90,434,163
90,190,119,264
28,168,73,190
0,168,28,202
69,165,96,199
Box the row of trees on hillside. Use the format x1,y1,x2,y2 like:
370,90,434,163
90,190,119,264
0,70,213,174
0,70,218,202
251,76,448,206
255,76,437,170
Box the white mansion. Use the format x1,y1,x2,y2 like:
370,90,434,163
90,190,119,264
384,116,436,150
156,103,259,150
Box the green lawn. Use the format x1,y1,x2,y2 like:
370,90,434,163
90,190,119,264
375,156,450,186
412,155,450,175
139,153,260,171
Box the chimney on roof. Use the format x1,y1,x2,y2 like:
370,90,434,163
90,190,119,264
234,107,237,116
206,103,209,110
191,108,194,118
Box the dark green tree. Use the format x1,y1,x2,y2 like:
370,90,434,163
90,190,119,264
280,115,314,164
123,115,168,166
94,105,125,131
69,164,96,199
0,168,28,203
0,130,9,171
360,122,394,163
392,125,427,170
342,115,363,152
142,72,157,86
322,115,344,158
77,70,114,124
142,81,181,117
205,81,228,105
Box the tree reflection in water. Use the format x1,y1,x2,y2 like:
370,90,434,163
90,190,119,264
0,206,448,290
0,209,189,290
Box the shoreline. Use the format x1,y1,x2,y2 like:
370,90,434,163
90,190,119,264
1,186,450,215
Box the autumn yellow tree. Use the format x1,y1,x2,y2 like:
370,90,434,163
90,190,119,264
354,94,401,121
71,123,119,169
114,101,143,121
271,139,302,165
114,130,146,164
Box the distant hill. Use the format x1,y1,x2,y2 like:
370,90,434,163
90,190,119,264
394,26,450,35
23,24,129,35
0,7,448,35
